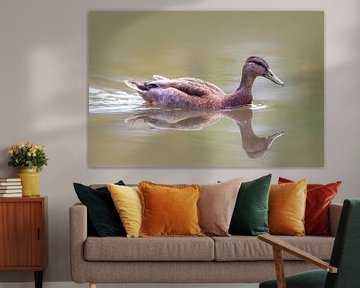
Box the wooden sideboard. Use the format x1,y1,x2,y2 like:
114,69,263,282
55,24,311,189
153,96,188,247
0,197,47,288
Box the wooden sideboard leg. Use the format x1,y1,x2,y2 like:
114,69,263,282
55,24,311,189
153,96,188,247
34,271,43,288
89,283,97,288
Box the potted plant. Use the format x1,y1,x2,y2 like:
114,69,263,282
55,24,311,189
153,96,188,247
8,143,48,197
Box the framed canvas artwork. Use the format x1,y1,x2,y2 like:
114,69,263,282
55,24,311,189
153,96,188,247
88,11,324,168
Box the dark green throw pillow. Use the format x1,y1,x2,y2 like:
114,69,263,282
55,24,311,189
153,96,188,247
229,174,272,236
73,181,126,237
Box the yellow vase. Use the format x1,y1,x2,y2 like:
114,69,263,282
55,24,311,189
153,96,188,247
16,167,40,197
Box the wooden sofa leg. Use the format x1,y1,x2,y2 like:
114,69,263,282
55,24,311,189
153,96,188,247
89,283,97,288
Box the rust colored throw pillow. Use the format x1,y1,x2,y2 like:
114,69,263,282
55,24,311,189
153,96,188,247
138,181,204,237
278,177,341,236
198,178,242,236
269,179,307,236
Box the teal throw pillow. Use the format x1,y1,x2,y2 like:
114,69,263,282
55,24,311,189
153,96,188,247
73,181,126,237
229,174,271,236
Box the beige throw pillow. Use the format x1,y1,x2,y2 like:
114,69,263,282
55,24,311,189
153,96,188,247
198,178,242,236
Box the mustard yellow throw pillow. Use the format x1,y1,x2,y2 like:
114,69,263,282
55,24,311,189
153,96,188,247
138,181,204,237
107,183,142,238
269,179,307,236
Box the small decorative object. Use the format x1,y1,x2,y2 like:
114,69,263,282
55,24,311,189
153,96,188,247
0,177,22,197
8,143,48,197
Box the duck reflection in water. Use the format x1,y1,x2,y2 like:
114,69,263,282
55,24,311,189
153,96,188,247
125,107,284,159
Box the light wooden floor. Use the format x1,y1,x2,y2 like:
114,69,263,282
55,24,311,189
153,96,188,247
0,283,259,288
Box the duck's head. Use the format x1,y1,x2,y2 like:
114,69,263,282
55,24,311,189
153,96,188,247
243,56,284,86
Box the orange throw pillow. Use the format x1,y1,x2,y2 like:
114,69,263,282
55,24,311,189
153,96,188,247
278,177,341,235
138,181,204,237
269,179,307,236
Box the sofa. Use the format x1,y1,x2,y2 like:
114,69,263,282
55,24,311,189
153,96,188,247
70,201,342,287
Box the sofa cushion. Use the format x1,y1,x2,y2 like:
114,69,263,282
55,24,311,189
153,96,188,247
107,184,142,238
269,179,307,236
84,236,214,261
278,177,341,236
73,181,126,237
199,177,242,236
212,236,334,261
139,181,203,237
229,174,271,236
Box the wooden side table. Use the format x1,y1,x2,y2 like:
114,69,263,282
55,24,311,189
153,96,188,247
0,197,48,288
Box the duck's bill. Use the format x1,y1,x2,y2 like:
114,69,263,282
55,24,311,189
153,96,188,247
264,69,284,86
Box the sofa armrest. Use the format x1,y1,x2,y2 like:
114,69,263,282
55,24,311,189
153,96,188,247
69,203,88,283
329,203,342,237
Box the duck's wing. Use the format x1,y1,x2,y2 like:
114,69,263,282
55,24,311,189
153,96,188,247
151,75,220,91
178,77,224,94
142,78,224,98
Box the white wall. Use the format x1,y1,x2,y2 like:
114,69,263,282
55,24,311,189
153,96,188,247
0,0,359,283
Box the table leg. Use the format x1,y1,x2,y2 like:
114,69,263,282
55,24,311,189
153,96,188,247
34,271,43,288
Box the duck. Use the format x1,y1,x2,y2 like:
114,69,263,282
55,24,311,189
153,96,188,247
124,56,284,109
